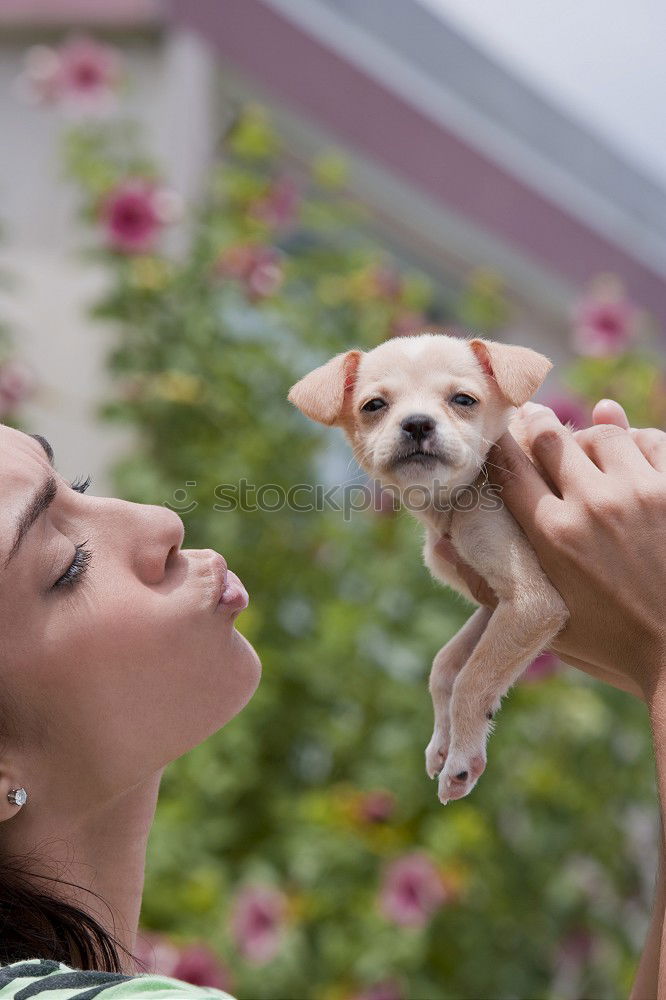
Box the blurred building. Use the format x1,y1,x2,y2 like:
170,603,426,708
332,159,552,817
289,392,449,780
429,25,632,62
0,0,664,491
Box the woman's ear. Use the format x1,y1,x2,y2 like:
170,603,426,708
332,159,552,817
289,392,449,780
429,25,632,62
469,338,552,407
288,350,362,426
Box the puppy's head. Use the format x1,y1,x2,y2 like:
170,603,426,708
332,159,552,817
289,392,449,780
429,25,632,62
288,332,552,496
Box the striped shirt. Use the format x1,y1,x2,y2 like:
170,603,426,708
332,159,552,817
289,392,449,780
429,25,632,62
0,960,235,1000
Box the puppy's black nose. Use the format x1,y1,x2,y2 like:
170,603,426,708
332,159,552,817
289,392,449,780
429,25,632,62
401,414,435,442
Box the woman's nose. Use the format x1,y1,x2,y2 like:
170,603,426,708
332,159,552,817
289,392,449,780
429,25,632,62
128,503,185,586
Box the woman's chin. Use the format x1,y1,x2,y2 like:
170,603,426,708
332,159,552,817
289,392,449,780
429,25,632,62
222,629,262,720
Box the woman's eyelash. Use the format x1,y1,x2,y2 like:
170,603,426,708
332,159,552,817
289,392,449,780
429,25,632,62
70,474,92,494
51,477,93,591
53,541,93,591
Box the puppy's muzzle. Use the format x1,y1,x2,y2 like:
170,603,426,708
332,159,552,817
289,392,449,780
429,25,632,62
388,413,445,470
400,413,436,444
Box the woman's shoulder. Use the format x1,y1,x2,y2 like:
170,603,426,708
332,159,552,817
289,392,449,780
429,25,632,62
0,959,236,1000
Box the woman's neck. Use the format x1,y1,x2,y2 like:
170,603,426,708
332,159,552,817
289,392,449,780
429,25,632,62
0,768,164,972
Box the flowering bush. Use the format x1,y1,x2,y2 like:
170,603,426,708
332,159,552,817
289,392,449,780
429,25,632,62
561,275,665,429
0,357,35,419
133,932,232,992
33,36,664,999
572,275,639,357
100,179,181,254
0,240,36,424
15,35,123,114
230,885,289,964
378,853,452,927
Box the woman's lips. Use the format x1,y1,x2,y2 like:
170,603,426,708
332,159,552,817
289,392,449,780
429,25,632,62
218,569,249,613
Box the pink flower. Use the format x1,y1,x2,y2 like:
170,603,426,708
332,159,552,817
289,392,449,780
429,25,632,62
0,359,36,415
251,177,299,229
246,247,284,300
522,651,560,684
133,931,180,976
216,244,284,301
18,36,122,112
216,244,257,280
101,180,179,254
540,392,590,430
358,789,396,823
559,928,594,964
133,932,232,992
229,884,288,964
379,852,449,927
352,980,404,1000
171,945,233,991
372,266,402,300
572,278,638,356
388,311,426,338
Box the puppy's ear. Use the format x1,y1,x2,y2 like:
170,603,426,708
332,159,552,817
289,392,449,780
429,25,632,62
288,350,362,426
469,338,552,406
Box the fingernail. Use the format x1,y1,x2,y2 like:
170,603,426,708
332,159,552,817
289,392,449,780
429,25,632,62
593,398,630,428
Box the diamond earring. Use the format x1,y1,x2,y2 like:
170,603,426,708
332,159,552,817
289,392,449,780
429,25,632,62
7,787,27,807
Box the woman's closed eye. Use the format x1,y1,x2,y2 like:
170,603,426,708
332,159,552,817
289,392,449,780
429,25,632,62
53,541,93,590
51,474,94,591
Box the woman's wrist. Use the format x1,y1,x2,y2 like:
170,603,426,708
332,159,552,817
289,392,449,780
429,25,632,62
646,670,666,829
643,642,666,710
629,819,665,1000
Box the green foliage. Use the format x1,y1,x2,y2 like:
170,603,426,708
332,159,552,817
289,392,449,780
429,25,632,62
566,353,666,428
64,106,657,1000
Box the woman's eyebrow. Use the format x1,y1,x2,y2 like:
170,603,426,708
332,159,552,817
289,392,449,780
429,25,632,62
3,433,58,571
26,432,55,466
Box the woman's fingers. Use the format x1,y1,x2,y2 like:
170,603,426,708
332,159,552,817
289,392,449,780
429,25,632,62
511,403,603,497
591,398,630,429
573,423,651,475
586,398,666,472
487,430,561,544
631,428,666,472
576,397,648,475
491,397,665,540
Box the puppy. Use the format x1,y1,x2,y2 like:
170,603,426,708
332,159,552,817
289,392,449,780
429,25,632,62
288,332,568,804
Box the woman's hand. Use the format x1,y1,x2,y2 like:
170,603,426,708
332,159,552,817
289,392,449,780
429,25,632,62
435,399,666,701
435,397,666,1000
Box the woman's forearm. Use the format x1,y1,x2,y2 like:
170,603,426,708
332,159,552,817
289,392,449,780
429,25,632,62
638,691,666,1000
630,817,664,1000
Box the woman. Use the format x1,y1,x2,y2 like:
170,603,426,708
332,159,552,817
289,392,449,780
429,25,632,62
0,397,664,999
0,420,259,998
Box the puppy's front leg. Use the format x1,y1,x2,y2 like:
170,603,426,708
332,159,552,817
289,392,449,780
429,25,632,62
432,504,569,804
425,606,492,779
438,585,567,803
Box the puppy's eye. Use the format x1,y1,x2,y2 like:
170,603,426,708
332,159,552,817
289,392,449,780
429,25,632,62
361,398,387,413
451,393,477,407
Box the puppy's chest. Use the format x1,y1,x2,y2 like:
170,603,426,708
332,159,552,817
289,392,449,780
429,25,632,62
416,508,475,601
418,499,519,603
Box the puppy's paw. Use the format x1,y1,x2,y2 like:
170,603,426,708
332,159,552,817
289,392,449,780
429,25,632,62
437,749,486,804
425,728,449,779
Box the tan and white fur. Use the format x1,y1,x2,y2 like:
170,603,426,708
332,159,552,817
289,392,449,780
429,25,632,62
288,332,568,804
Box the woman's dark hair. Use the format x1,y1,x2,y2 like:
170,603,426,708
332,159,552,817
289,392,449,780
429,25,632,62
0,853,143,972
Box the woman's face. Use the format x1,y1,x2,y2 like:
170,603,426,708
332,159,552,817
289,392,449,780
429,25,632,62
0,424,261,801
